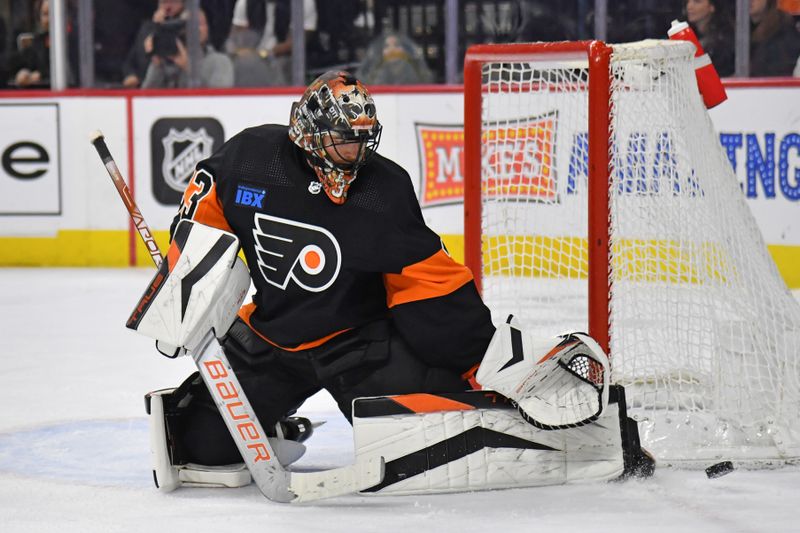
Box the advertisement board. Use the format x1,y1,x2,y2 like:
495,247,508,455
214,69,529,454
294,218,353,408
0,84,797,286
0,103,61,216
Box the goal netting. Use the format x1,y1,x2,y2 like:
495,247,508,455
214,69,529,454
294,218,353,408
463,40,800,466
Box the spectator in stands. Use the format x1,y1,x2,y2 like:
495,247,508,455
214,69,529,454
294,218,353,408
201,0,237,51
0,15,7,89
307,0,363,73
225,0,317,85
515,1,574,42
7,0,52,88
227,19,287,86
0,14,6,57
750,0,800,76
356,31,433,85
685,0,735,77
122,0,186,88
141,8,234,88
94,0,156,86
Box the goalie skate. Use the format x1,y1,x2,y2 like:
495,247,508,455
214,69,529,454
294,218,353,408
475,316,610,430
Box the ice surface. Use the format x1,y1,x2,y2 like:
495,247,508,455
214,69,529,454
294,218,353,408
1,268,798,532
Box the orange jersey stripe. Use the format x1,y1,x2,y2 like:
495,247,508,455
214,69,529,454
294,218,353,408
383,249,474,308
390,393,476,413
237,302,351,352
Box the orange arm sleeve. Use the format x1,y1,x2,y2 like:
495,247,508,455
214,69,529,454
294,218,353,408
383,249,474,308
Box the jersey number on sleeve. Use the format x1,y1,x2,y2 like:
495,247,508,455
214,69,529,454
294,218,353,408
178,169,214,222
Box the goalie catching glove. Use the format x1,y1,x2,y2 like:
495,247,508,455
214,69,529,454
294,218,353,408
475,315,610,430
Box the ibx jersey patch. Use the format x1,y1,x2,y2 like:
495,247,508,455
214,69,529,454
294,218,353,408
235,183,266,208
252,213,341,292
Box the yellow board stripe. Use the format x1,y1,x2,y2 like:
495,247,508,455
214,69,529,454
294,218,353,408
0,231,798,289
768,245,800,289
449,234,800,289
0,230,169,267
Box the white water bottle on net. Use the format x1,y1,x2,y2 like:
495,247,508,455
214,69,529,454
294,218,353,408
463,39,800,467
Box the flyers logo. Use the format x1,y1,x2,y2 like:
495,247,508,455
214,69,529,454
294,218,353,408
252,213,341,292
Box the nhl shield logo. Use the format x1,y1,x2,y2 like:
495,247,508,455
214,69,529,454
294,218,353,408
308,181,323,195
161,127,214,192
150,117,225,205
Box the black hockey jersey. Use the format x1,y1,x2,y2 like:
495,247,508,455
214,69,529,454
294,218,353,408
171,124,494,368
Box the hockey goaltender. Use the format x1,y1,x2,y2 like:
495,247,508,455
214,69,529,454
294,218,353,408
126,71,654,502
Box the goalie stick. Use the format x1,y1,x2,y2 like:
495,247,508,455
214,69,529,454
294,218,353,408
91,133,162,267
89,131,384,503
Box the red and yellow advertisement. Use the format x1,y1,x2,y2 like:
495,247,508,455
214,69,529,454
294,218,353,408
416,124,465,206
416,112,557,207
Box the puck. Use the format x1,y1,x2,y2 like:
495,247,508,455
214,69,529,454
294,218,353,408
705,461,734,479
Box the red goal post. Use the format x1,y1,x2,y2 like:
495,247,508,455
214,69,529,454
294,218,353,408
464,41,612,354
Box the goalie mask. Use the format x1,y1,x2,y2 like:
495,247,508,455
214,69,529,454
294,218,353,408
289,71,382,204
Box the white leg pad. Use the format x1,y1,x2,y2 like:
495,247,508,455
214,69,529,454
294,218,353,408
147,389,307,492
148,389,182,492
353,392,624,496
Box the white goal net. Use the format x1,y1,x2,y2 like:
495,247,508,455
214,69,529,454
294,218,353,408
464,39,800,466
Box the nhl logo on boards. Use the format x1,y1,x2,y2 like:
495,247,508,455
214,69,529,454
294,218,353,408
151,117,225,205
161,128,213,192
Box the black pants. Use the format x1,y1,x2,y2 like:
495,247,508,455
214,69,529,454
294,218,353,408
178,318,470,465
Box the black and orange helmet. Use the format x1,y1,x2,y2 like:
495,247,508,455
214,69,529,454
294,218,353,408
289,71,382,204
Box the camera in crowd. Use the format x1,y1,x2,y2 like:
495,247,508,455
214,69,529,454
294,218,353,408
152,18,186,59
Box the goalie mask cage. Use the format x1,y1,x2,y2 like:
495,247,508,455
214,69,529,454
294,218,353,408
464,40,800,466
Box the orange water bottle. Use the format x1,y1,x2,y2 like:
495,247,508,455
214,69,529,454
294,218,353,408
667,19,727,109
